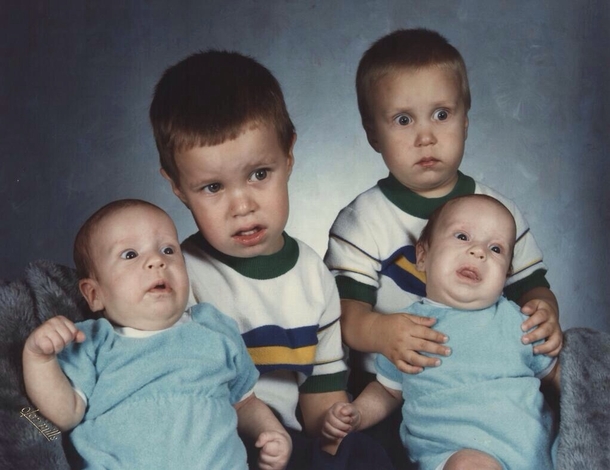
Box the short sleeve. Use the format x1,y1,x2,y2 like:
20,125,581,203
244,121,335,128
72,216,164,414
528,340,556,378
190,303,259,405
227,335,259,405
375,353,403,391
325,204,383,303
56,319,109,401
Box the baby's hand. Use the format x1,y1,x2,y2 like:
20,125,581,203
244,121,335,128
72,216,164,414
374,313,450,374
256,430,292,470
322,402,361,441
521,299,562,356
24,316,85,358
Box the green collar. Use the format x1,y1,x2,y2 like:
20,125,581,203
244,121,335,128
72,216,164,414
378,171,476,219
193,232,299,280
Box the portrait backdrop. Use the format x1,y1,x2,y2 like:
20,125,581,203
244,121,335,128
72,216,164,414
1,0,608,332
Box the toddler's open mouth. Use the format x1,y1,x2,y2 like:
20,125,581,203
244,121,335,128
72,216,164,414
232,225,266,246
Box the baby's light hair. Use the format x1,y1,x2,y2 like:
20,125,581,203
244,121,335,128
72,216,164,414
73,199,164,280
356,28,471,127
150,50,295,184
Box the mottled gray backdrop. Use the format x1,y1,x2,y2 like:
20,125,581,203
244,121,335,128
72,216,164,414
2,1,608,332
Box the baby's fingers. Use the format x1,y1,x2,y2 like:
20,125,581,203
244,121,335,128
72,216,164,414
322,416,351,439
28,316,83,356
257,432,290,470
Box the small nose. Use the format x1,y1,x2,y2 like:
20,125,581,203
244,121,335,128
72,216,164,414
147,254,165,269
414,123,437,147
469,246,486,260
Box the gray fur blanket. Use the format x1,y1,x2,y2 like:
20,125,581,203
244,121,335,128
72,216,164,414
1,260,609,469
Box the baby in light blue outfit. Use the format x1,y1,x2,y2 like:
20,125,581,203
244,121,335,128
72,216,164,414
23,199,291,470
323,195,560,470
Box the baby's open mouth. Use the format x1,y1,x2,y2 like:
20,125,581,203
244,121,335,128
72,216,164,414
457,267,480,281
149,281,170,292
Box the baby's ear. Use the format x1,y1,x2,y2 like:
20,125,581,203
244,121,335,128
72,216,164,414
78,278,104,312
415,243,427,272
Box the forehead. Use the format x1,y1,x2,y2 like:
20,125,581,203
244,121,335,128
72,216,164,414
439,199,516,237
92,206,176,247
372,65,461,97
175,122,287,172
366,67,466,121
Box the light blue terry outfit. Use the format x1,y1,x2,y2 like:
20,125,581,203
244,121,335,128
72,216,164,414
376,297,557,470
57,303,259,470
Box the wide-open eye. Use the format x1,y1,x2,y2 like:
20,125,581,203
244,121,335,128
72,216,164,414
250,169,268,182
120,249,138,260
161,246,175,255
203,183,222,194
394,114,411,126
454,232,468,241
490,245,502,254
433,109,449,121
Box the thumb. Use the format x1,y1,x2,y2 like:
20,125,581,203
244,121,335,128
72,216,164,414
255,431,274,449
75,330,87,343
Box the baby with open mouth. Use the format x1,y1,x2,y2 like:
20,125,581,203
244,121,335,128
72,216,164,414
23,199,291,470
323,194,560,470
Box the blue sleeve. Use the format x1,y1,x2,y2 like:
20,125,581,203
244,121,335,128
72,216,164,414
227,337,259,404
375,352,402,385
190,303,259,404
56,319,108,401
529,341,555,377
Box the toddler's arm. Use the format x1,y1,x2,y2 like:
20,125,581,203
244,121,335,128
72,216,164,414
236,394,292,470
341,299,450,374
22,315,86,431
518,286,562,356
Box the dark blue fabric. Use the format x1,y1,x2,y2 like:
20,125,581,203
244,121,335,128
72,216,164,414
312,432,395,470
245,427,394,470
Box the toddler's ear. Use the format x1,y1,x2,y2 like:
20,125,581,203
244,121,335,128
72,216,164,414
285,132,297,178
160,169,189,207
79,279,104,312
363,122,381,153
415,243,427,272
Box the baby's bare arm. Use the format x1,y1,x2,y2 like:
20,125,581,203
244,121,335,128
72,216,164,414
351,380,402,430
236,394,291,470
22,316,86,431
340,299,450,373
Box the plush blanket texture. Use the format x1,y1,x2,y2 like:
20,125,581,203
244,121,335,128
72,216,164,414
1,260,609,469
